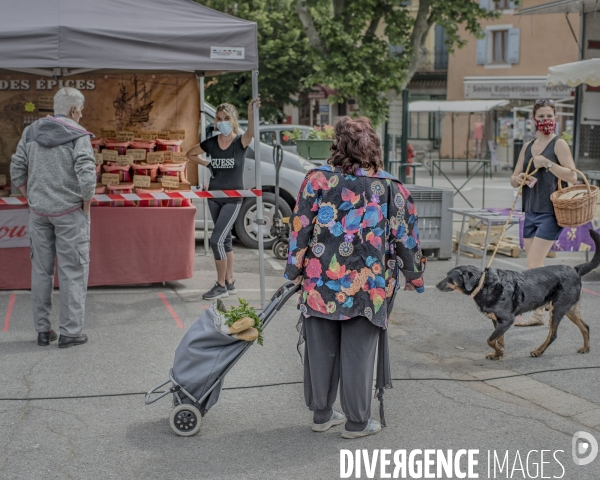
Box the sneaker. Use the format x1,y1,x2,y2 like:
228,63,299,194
203,282,229,300
226,279,237,294
312,410,346,432
341,419,382,439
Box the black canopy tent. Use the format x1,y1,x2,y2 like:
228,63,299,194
0,0,269,304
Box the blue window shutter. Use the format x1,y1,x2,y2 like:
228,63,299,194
507,28,520,64
479,0,491,10
476,32,489,65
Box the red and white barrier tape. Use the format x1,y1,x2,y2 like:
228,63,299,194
0,189,262,205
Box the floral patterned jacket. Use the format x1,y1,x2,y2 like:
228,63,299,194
284,165,425,328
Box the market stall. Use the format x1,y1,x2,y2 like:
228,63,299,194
0,0,266,299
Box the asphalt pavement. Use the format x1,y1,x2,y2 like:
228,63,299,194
1,164,599,479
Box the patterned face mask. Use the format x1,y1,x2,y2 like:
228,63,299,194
535,118,556,135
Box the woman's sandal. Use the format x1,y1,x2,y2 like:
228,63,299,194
515,311,545,327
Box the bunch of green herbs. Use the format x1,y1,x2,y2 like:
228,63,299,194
217,298,264,345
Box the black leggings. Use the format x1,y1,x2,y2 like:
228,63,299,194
208,200,242,260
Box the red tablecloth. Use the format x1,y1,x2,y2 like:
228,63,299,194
0,205,196,290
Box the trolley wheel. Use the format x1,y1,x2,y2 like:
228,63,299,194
272,240,288,260
169,404,201,437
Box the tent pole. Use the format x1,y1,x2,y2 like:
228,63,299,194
252,70,266,308
466,113,471,176
451,113,455,170
197,73,209,256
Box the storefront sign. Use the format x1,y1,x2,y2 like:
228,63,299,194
464,77,574,99
0,79,95,91
0,208,29,248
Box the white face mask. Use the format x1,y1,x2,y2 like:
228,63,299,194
217,121,233,136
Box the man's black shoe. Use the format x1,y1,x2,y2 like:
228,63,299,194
37,330,58,346
58,334,88,349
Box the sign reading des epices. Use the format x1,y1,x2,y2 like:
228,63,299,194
0,79,96,91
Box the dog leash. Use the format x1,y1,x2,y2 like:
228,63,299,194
470,158,539,298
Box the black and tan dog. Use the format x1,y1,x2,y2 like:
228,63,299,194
436,230,600,360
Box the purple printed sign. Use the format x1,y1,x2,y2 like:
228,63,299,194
485,208,600,252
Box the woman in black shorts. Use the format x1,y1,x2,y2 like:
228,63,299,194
186,98,260,300
510,99,577,325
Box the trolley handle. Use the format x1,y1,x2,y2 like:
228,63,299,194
144,378,175,405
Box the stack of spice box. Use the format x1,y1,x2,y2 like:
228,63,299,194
93,128,191,207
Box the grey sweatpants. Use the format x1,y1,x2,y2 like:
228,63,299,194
303,315,380,431
29,208,91,337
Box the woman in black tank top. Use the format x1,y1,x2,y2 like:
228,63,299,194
186,98,261,300
510,99,577,326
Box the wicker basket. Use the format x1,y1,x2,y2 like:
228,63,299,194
550,169,599,227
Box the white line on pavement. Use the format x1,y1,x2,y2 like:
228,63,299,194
252,249,284,270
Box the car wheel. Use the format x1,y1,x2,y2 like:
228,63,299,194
234,193,293,249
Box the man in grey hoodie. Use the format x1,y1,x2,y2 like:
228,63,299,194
11,87,96,348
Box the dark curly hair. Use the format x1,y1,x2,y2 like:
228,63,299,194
328,116,384,174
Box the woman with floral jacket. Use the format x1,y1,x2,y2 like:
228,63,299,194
284,116,425,439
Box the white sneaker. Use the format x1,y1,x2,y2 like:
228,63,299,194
341,419,382,439
312,410,346,432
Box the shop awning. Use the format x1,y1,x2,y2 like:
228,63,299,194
0,0,258,74
408,100,510,113
547,58,600,87
516,0,600,15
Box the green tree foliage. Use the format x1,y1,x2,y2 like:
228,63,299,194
198,0,501,124
195,0,313,122
296,0,499,124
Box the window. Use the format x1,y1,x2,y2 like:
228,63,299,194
476,27,520,65
434,25,449,70
478,0,516,10
492,30,508,64
260,131,276,146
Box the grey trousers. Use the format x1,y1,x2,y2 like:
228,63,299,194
303,315,380,431
29,208,91,337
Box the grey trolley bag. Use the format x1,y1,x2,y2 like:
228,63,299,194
145,282,300,436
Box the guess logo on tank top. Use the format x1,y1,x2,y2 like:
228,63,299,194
211,158,235,169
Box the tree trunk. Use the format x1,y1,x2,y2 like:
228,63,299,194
404,0,434,90
296,0,327,54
